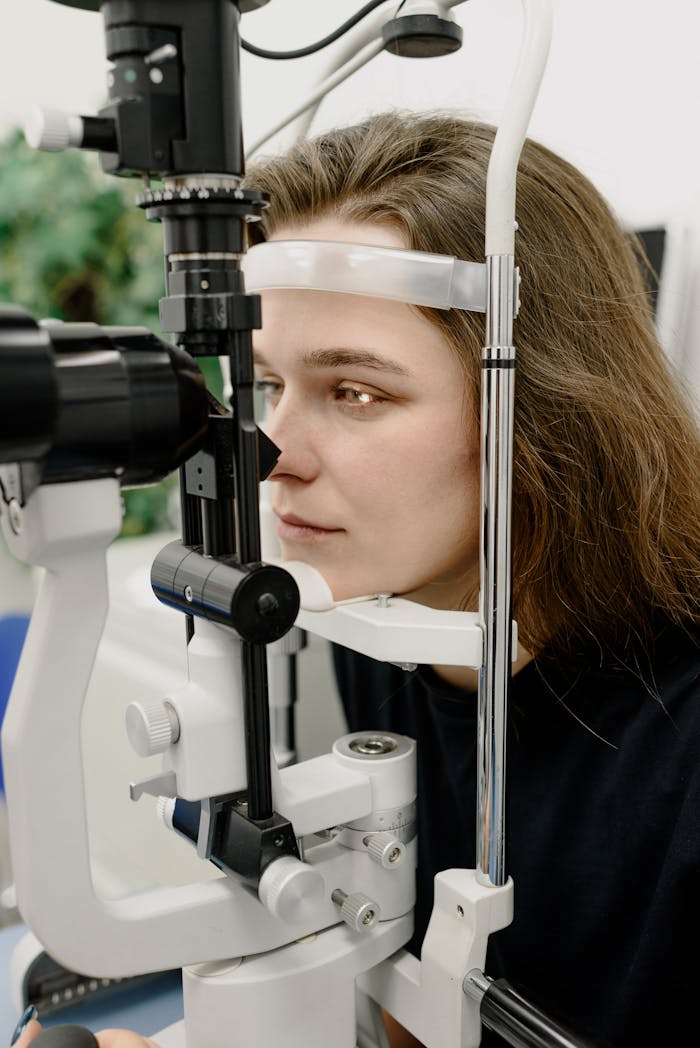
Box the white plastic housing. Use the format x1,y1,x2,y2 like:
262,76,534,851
160,620,248,800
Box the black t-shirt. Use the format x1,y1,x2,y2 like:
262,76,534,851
332,622,700,1048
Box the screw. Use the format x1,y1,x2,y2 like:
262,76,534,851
273,835,285,847
350,735,397,756
184,585,193,602
257,593,279,617
375,593,391,608
388,847,401,864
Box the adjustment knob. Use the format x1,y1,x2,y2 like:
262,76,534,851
156,795,176,830
365,831,405,869
258,856,324,924
331,889,381,933
25,107,82,152
126,700,180,757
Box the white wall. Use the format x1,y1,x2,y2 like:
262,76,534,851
0,0,697,226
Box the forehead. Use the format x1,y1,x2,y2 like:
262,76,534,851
254,286,465,398
254,217,459,373
269,216,408,251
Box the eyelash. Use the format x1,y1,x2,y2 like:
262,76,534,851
254,379,386,410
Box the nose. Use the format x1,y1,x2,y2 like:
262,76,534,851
263,394,320,484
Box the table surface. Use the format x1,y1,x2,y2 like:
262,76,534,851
1,923,184,1041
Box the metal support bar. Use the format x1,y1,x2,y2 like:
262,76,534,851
477,254,516,888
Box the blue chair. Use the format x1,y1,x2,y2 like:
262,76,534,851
0,615,31,795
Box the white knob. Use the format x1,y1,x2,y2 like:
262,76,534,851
24,107,83,152
126,700,180,757
258,856,325,924
365,831,405,869
156,796,176,830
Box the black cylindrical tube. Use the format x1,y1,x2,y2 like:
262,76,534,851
0,306,57,463
0,310,208,484
80,115,118,152
179,467,201,644
45,322,208,485
160,204,246,258
151,541,299,644
242,641,273,820
228,327,262,563
201,497,235,557
287,653,298,754
480,979,607,1048
226,326,273,818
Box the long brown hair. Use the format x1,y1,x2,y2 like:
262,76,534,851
245,112,700,658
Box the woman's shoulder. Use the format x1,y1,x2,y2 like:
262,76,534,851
536,618,699,692
523,618,700,749
598,619,700,706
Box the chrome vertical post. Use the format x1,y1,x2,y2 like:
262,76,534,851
477,254,516,887
475,0,551,889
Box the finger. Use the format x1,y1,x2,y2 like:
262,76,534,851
11,1018,42,1047
95,1030,160,1048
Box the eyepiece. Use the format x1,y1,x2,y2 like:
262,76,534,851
0,306,209,490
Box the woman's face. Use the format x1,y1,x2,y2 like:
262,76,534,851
254,219,481,610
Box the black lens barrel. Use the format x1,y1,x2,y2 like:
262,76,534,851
0,306,57,463
0,306,208,487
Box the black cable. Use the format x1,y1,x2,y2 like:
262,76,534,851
241,0,396,60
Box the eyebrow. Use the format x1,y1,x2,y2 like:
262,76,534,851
253,347,411,377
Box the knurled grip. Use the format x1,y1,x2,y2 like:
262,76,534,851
331,889,381,933
365,831,406,869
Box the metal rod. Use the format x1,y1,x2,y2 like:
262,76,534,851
201,497,235,558
477,254,516,887
228,327,273,820
229,328,262,564
179,466,202,645
242,640,273,819
474,976,602,1048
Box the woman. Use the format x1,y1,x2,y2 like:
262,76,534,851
16,113,700,1048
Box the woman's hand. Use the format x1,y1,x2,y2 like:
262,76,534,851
12,1020,159,1048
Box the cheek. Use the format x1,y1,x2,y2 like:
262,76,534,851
344,428,479,536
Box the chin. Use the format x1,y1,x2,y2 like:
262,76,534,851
278,547,409,603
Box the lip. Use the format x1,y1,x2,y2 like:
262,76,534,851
274,511,344,542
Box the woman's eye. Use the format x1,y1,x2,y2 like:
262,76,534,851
332,386,385,408
254,378,284,403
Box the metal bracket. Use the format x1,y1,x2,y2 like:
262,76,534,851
129,771,177,802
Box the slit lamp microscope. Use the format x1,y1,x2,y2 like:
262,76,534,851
0,1,599,1045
